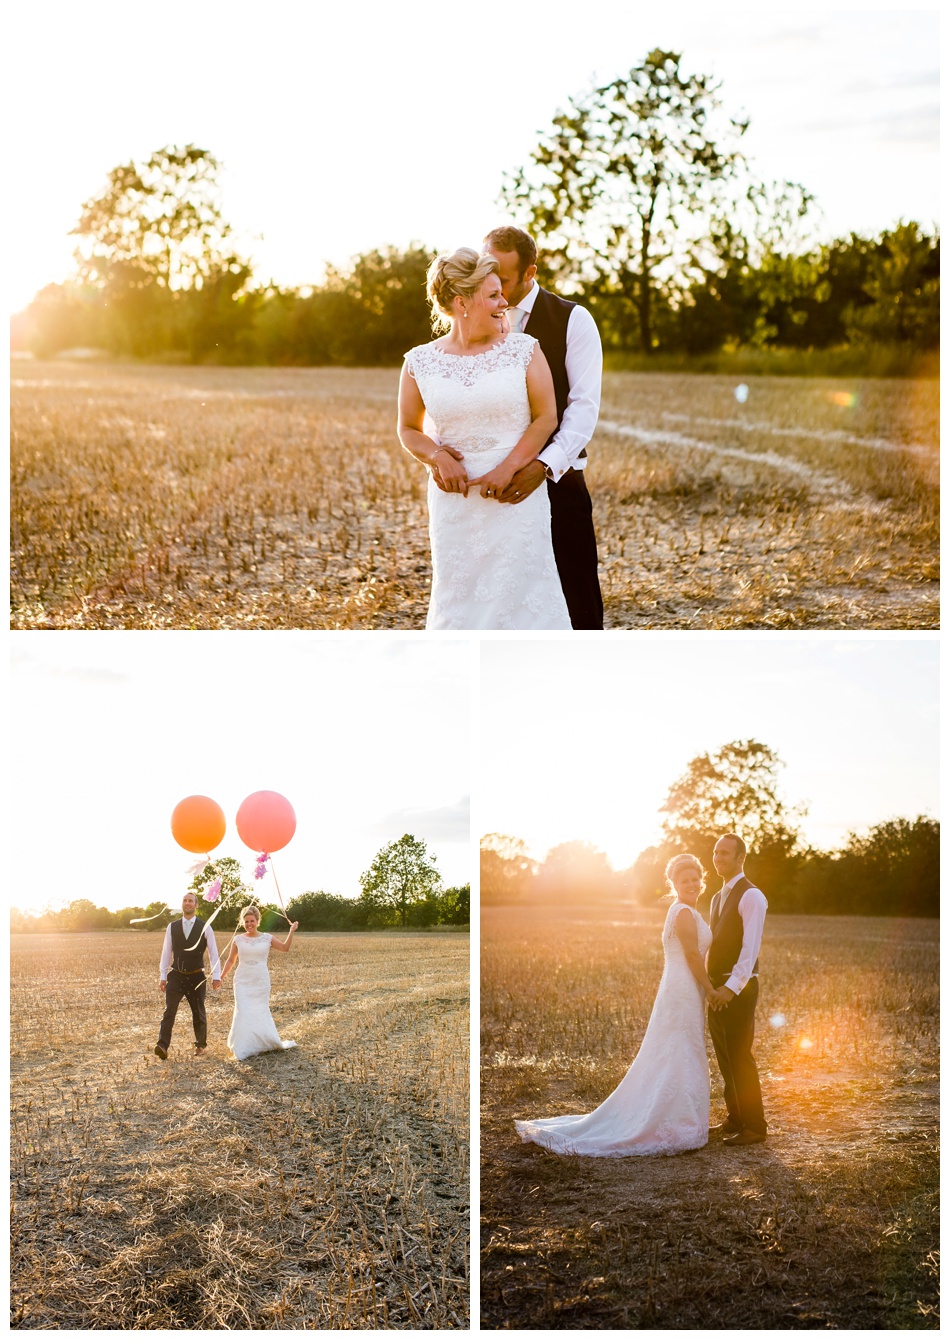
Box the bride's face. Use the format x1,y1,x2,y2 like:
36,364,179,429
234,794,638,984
673,866,702,903
463,274,507,336
243,912,260,933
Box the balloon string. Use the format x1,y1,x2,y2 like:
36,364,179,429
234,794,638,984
269,858,292,926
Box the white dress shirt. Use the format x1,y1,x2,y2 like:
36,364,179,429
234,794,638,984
713,874,768,997
159,916,220,982
507,279,603,483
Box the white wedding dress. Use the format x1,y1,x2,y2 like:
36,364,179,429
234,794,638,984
404,333,571,630
227,933,297,1061
516,902,711,1156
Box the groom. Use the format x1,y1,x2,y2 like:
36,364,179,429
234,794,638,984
706,834,769,1146
154,892,221,1059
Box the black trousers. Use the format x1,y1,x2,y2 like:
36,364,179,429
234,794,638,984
158,970,207,1050
547,470,603,630
707,976,767,1135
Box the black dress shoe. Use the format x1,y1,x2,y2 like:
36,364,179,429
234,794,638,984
723,1129,767,1146
154,1044,168,1060
709,1120,742,1135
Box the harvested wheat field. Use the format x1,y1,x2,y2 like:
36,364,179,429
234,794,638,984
481,905,938,1330
10,361,938,629
10,930,469,1330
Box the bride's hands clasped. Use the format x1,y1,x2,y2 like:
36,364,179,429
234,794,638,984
469,462,518,500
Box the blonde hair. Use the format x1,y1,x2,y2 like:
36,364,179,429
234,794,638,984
426,248,500,331
663,853,706,898
240,904,261,925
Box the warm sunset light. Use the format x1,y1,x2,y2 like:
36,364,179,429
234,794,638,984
7,9,938,317
480,639,937,873
8,637,471,917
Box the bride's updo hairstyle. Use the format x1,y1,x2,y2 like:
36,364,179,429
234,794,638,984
426,247,500,331
663,853,706,898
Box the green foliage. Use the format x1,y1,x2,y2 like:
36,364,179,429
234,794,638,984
785,816,939,916
501,50,753,352
285,890,369,931
359,834,442,928
188,855,250,931
439,884,470,926
843,223,940,347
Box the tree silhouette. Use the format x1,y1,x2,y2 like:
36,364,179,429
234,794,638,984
480,834,537,905
71,144,250,357
660,740,803,898
501,50,751,352
73,144,242,290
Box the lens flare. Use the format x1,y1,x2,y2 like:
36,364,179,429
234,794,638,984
769,1013,786,1028
734,384,749,403
798,1035,814,1050
830,390,858,408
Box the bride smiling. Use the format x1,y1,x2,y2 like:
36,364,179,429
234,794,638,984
398,248,571,630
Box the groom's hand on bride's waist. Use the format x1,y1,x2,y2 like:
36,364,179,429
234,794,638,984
499,459,547,505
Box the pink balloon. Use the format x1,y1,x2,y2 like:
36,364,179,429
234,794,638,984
236,791,296,853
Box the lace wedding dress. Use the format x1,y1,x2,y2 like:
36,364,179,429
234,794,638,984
515,902,712,1156
227,933,297,1061
404,333,571,630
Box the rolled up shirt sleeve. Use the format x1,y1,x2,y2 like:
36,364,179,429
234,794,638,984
159,924,173,981
725,888,768,996
538,304,602,481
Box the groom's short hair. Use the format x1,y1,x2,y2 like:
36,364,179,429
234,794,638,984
720,833,747,860
484,226,537,276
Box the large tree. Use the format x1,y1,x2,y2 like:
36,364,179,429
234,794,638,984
71,144,250,356
659,740,802,896
358,834,442,927
501,50,751,352
73,144,242,290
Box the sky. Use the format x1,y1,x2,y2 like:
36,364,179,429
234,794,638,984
477,636,939,870
5,4,939,315
10,634,473,914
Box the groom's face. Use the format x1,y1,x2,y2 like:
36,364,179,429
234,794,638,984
486,247,537,308
713,838,743,880
181,894,197,918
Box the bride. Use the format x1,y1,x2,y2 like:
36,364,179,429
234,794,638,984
398,248,571,630
515,854,717,1156
220,905,298,1061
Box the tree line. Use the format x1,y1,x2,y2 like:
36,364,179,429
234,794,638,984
11,51,938,369
11,834,470,933
482,741,938,918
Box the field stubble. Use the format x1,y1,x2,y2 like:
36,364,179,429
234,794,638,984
481,906,938,1330
10,361,938,629
11,930,469,1329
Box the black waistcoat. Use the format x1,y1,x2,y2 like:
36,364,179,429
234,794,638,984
523,287,580,453
707,877,758,985
170,917,207,973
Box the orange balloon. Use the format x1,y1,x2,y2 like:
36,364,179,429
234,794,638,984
236,791,296,853
171,795,226,854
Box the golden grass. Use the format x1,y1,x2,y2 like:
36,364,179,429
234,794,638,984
481,905,938,1329
11,361,938,629
11,930,469,1329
